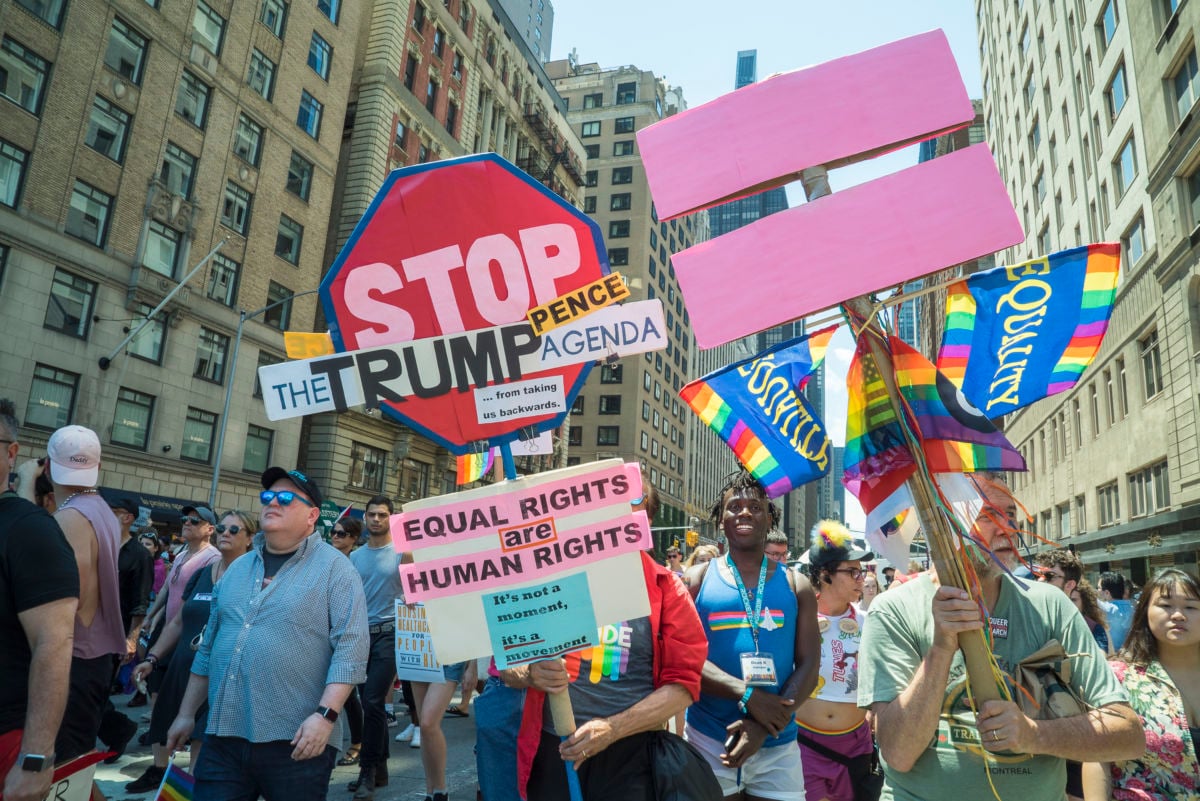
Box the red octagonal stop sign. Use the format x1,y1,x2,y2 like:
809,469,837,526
320,154,608,454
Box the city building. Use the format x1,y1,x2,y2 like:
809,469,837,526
977,0,1199,582
0,0,363,518
546,56,705,546
496,0,552,62
298,0,586,510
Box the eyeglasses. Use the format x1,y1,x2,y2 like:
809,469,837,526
215,524,242,534
1038,570,1064,582
181,515,204,526
260,489,315,508
833,568,865,580
331,528,349,537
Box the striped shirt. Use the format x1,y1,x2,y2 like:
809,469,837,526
192,531,368,743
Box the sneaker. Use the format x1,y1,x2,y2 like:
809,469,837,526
395,723,415,743
410,728,421,749
385,711,398,727
125,765,165,793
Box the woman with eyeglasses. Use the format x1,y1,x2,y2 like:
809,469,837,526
1082,568,1200,801
328,517,367,767
125,511,258,792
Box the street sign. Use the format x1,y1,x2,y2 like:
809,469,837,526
319,154,609,453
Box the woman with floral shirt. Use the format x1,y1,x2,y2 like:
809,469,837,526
1084,568,1200,801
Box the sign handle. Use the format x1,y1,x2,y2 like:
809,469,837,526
547,689,584,801
500,441,518,481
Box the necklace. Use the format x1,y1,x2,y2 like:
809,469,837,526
59,488,99,509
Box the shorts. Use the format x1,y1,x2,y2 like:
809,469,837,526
686,725,806,801
796,721,872,801
441,660,467,683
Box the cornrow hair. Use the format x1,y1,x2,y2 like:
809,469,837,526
709,469,780,528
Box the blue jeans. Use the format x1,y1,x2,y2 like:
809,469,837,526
194,736,337,801
474,675,525,801
360,629,396,769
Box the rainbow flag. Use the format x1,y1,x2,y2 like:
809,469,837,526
680,326,836,498
456,449,494,484
842,336,916,514
937,243,1120,417
154,763,195,801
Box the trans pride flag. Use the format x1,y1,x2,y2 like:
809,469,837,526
937,243,1120,417
680,326,836,498
456,449,494,484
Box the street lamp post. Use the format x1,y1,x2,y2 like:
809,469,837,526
207,288,319,508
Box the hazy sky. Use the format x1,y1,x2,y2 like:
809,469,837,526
548,1,986,530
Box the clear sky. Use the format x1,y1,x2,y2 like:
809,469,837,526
548,1,986,531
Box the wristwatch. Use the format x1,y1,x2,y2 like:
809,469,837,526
20,753,53,772
317,705,339,722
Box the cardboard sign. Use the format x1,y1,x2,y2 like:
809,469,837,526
393,459,651,665
394,600,446,683
526,272,630,335
475,376,565,424
257,300,666,422
484,573,599,668
635,31,1023,349
43,754,102,801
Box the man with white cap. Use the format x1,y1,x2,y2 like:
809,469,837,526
46,425,125,762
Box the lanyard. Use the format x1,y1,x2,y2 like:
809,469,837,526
727,553,768,652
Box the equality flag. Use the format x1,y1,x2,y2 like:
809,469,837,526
456,449,495,485
937,243,1120,417
891,337,1027,474
154,763,195,801
680,326,836,498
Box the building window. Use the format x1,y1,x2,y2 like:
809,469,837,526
611,166,633,184
1,38,49,119
1099,0,1118,48
15,0,67,27
567,426,582,447
233,114,264,166
582,93,602,109
1037,223,1051,254
432,27,444,58
570,396,583,414
26,364,78,430
608,220,630,238
261,0,287,37
1098,481,1120,526
253,351,282,398
599,395,621,414
286,150,313,201
0,139,28,208
446,100,458,135
297,90,323,139
66,181,113,247
348,442,386,490
276,214,303,263
650,439,658,457
1089,383,1100,434
104,19,146,84
308,32,331,80
640,431,649,451
143,221,182,278
394,118,407,150
127,303,165,363
111,387,154,450
1189,171,1200,228
413,2,426,31
207,254,240,307
613,140,634,157
614,116,634,134
452,51,464,82
193,2,225,56
194,327,229,384
1173,49,1199,122
403,56,418,91
1114,137,1137,197
181,407,217,464
221,181,253,235
425,79,438,113
263,281,293,330
597,426,619,446
85,96,131,163
610,192,632,211
160,142,197,199
317,0,339,24
243,424,273,474
599,364,623,384
615,81,636,104
1117,357,1129,418
583,196,596,213
1128,460,1170,517
1123,215,1145,266
45,268,96,339
247,49,276,100
584,170,597,188
176,71,211,128
581,121,600,137
1105,62,1127,121
1140,329,1164,398
583,144,599,159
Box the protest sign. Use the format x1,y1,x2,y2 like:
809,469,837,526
393,459,650,666
526,272,630,335
394,600,446,683
42,753,104,801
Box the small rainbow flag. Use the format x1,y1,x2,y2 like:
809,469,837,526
456,449,494,485
154,763,195,801
680,327,836,498
937,243,1120,417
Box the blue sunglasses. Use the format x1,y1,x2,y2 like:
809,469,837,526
260,489,315,508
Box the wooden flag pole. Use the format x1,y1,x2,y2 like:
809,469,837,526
799,167,1006,704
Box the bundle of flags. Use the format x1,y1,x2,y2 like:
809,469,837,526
680,326,836,498
456,449,495,485
937,243,1120,417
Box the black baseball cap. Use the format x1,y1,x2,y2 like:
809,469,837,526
109,496,139,516
261,466,323,507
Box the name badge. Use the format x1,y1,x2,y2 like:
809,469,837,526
740,652,778,686
990,617,1009,639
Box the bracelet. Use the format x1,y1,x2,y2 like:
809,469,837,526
145,654,159,666
737,686,754,715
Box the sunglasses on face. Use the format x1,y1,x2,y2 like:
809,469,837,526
215,524,242,534
331,528,350,537
260,490,315,508
181,515,204,526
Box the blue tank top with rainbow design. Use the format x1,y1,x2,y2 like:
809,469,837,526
689,561,798,747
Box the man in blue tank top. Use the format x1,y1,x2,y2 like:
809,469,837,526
685,471,820,801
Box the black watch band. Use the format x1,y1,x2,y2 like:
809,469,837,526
317,705,339,722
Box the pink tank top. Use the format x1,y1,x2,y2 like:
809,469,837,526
65,492,128,658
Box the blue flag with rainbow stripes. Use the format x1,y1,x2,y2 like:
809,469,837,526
937,243,1120,418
